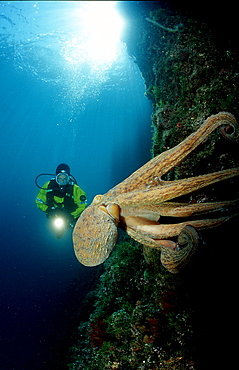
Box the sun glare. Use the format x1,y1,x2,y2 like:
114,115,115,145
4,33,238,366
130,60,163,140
61,1,125,68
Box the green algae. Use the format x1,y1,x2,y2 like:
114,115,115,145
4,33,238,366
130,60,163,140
67,241,196,370
146,11,239,176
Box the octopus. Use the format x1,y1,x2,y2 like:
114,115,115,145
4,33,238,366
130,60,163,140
73,112,239,273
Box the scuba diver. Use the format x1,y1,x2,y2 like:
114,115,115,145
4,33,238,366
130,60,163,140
35,163,87,238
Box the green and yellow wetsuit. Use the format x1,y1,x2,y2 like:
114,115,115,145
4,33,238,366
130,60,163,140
36,180,87,220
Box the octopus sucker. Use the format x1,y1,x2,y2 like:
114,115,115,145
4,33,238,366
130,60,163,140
73,112,239,273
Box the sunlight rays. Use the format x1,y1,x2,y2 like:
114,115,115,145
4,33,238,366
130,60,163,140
60,1,125,68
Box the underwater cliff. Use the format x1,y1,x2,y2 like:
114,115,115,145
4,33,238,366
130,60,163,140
67,2,239,369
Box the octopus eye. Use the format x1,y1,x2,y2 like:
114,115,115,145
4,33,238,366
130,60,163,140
73,205,118,266
92,194,104,204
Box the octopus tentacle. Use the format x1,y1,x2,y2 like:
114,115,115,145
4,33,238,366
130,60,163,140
113,167,239,207
160,226,199,273
107,112,238,196
120,200,236,219
124,214,235,273
151,216,232,238
122,214,231,241
220,121,239,142
143,199,237,217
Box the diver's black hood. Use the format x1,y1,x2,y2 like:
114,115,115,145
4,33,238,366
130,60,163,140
55,163,70,175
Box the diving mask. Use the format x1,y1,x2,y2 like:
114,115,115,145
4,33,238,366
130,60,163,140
56,171,70,186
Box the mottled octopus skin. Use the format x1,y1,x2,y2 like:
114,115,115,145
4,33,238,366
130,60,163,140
73,112,239,273
73,205,118,267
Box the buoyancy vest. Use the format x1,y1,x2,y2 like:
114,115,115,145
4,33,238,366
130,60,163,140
46,179,77,213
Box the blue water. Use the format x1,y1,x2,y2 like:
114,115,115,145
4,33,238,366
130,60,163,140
0,2,152,369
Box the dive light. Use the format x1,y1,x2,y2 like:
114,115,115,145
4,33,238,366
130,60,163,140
53,217,65,229
51,214,68,239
